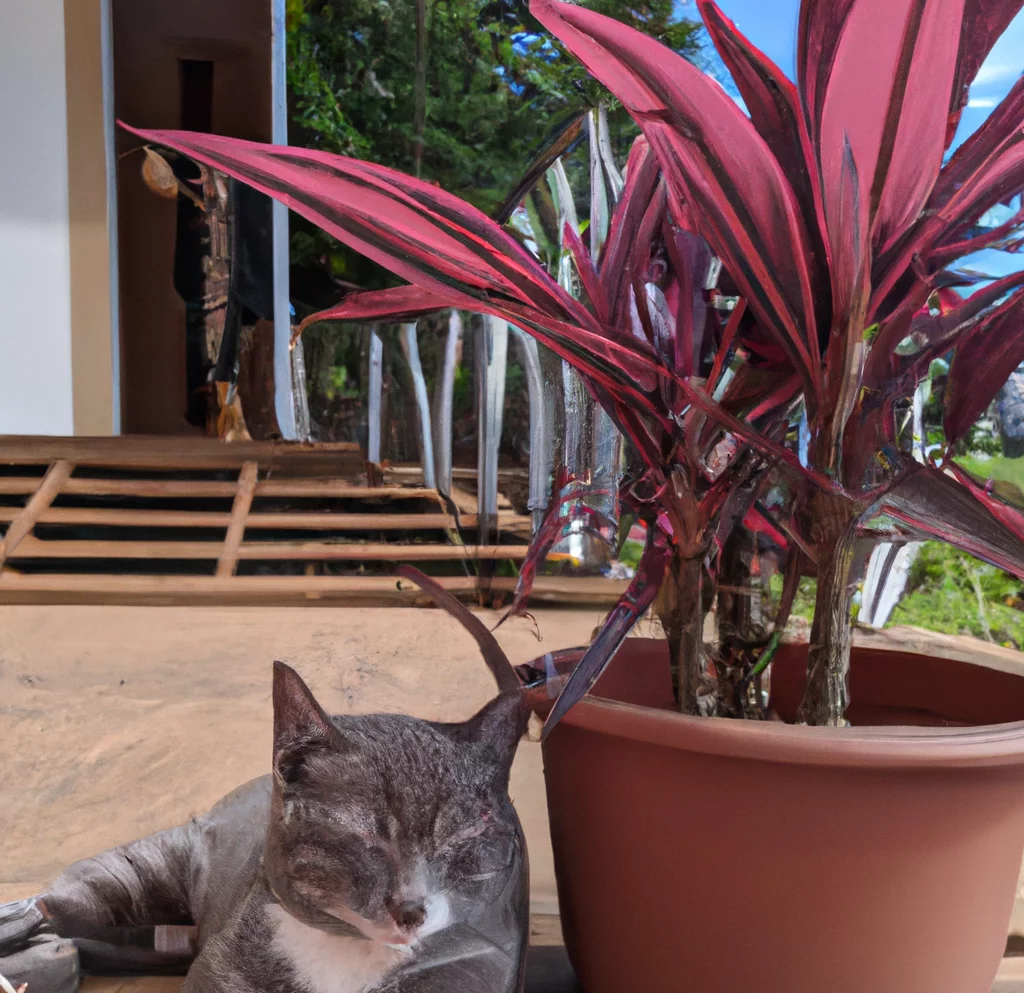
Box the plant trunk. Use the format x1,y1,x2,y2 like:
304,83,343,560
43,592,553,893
662,554,705,715
798,521,857,726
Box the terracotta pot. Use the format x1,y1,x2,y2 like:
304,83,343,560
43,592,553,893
541,639,1024,993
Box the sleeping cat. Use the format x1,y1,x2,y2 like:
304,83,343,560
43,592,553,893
0,569,530,993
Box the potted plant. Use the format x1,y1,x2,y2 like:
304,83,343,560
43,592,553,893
124,0,1024,986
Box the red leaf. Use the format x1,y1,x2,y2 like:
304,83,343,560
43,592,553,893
494,472,612,629
906,270,1024,375
944,285,1024,442
947,461,1024,543
699,0,832,332
928,203,1024,268
120,123,592,331
879,464,1024,578
311,287,674,420
561,221,610,323
797,0,857,149
297,285,450,337
931,74,1024,210
946,0,1024,146
600,137,663,324
542,526,672,735
530,0,822,402
814,0,965,261
872,130,1024,318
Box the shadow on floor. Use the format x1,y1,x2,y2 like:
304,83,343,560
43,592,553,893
526,944,583,993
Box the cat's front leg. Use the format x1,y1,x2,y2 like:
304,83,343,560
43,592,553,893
40,824,197,937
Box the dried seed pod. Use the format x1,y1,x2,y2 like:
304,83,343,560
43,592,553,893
141,147,178,199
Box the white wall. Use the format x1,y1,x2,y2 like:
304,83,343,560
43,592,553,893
0,0,75,436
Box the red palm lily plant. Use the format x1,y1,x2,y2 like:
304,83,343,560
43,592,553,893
124,0,1024,728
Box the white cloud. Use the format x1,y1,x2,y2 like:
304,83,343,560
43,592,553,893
967,97,998,108
972,63,1019,86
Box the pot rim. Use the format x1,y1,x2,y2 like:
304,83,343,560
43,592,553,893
556,697,1024,769
546,641,1024,770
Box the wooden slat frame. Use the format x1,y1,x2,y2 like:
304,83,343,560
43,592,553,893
0,572,626,606
0,460,74,571
0,507,530,531
12,535,531,561
0,478,440,499
216,462,259,578
0,437,625,608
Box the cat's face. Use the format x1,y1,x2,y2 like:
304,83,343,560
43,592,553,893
264,662,527,948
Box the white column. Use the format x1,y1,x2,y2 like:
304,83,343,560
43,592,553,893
270,0,298,439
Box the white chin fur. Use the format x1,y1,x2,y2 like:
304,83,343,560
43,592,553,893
269,904,405,993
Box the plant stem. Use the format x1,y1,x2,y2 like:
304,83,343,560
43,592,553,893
798,521,857,726
663,554,704,714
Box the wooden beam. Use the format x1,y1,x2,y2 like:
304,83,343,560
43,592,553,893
0,460,74,570
11,535,530,561
0,477,437,499
0,507,531,531
0,572,627,607
216,461,259,578
0,435,361,474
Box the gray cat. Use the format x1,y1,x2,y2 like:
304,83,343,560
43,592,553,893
0,569,530,993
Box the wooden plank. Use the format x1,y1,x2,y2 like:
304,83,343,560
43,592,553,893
216,461,259,578
0,460,73,570
0,572,627,607
0,477,437,499
0,435,361,474
0,507,531,531
11,535,529,561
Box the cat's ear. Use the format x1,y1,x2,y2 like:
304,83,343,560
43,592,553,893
272,661,340,782
452,692,529,781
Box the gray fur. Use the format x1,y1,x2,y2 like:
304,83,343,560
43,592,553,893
9,663,529,993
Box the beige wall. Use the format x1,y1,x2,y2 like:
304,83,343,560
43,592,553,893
65,0,117,435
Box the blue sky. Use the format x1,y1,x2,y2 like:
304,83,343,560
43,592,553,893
682,0,1024,150
680,0,1024,280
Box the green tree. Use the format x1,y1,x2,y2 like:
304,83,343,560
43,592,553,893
286,0,703,309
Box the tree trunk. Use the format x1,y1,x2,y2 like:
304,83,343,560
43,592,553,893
413,0,427,177
797,521,857,726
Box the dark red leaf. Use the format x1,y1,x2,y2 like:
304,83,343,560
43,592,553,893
934,72,1024,208
928,203,1024,268
530,0,822,401
944,286,1024,442
395,565,522,694
797,0,857,149
121,123,592,331
561,221,610,323
878,464,1024,578
542,526,672,735
946,1,1024,147
872,130,1024,317
600,137,663,324
699,0,832,333
494,472,611,629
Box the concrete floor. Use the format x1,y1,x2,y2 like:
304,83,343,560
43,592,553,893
6,606,1024,992
0,602,611,911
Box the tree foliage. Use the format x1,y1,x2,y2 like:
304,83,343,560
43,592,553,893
286,0,703,305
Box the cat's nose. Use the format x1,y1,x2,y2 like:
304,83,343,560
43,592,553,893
389,900,427,930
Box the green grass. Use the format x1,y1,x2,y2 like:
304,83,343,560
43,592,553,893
955,454,1024,496
767,541,1024,650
